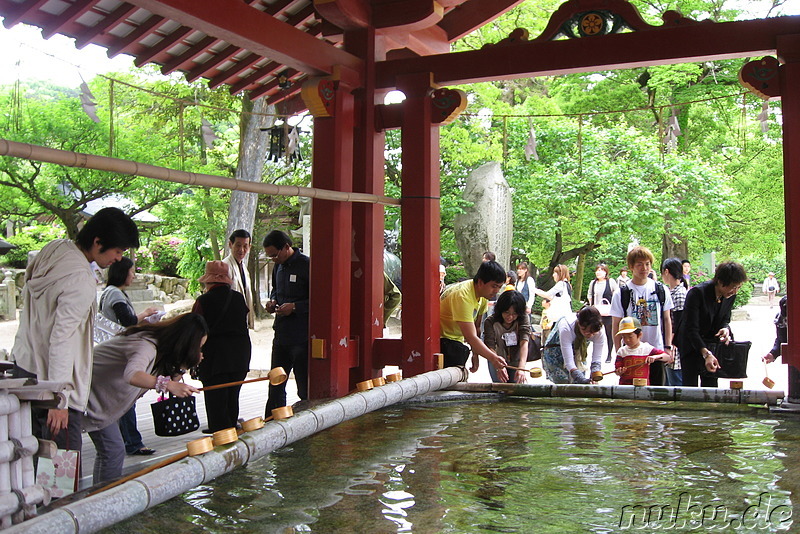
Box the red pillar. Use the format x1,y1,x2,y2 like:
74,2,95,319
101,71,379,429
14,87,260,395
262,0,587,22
778,36,800,402
397,72,440,376
308,80,355,399
347,28,388,382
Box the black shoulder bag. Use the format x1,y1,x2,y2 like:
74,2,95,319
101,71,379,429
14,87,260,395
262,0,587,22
702,340,751,379
151,394,200,436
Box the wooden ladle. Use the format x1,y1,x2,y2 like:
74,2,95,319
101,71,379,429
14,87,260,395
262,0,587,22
505,365,543,378
199,366,287,392
763,360,775,389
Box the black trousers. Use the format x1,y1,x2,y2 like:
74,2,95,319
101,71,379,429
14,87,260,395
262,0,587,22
202,371,248,432
601,316,614,358
440,338,471,367
265,342,308,415
680,353,719,388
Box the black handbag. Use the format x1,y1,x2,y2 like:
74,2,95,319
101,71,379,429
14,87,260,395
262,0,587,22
527,332,542,362
702,341,751,378
150,394,200,436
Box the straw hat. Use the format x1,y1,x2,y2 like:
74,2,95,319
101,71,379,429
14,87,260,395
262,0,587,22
198,261,233,285
616,316,642,336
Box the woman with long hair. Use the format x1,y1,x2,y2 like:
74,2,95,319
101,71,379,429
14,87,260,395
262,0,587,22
84,313,207,484
586,263,619,363
99,257,158,456
661,257,687,386
515,262,537,316
483,290,531,383
535,264,573,324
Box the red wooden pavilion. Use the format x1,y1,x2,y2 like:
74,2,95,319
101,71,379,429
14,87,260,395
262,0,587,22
2,0,800,406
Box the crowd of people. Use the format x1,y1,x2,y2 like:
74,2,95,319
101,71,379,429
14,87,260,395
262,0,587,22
6,208,781,488
8,210,309,486
438,245,766,390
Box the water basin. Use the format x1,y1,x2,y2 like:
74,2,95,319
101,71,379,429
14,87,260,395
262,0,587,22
106,399,797,533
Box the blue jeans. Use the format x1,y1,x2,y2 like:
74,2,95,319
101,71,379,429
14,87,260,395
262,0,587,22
664,368,683,387
118,405,145,454
89,423,126,484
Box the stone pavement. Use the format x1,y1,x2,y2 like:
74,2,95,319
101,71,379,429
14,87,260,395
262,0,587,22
0,295,788,491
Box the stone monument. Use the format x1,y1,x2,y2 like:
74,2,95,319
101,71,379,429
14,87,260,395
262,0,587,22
453,161,513,275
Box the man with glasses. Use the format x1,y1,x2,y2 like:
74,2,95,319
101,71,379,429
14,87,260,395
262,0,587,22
222,229,254,329
263,230,310,413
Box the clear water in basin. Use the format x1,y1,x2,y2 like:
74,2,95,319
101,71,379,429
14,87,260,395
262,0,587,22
107,400,798,533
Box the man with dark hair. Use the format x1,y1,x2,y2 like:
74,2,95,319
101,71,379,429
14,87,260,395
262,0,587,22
12,207,139,451
222,229,254,329
440,260,509,381
676,261,747,387
263,230,310,413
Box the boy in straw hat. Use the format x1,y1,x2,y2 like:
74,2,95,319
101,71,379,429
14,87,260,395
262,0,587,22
614,316,669,385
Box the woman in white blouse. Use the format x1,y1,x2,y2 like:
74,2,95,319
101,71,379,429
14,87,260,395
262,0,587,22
586,263,619,363
515,262,537,316
535,264,573,324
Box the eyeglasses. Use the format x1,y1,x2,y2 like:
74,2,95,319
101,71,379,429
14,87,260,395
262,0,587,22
266,245,289,260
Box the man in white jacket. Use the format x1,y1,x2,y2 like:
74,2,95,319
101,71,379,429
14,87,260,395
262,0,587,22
12,207,139,451
222,229,254,329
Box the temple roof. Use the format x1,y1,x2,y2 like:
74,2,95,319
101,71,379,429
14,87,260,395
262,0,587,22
0,0,525,104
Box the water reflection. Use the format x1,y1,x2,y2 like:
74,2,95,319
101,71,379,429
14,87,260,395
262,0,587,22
107,401,798,532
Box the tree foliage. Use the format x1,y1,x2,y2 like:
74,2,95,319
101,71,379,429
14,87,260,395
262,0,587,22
434,0,785,296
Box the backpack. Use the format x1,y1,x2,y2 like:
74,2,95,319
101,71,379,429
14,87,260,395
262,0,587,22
620,281,666,313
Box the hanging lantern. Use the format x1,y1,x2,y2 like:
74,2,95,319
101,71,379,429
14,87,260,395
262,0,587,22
266,124,302,163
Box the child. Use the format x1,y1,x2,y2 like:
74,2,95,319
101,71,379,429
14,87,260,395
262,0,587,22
540,298,553,341
614,316,669,385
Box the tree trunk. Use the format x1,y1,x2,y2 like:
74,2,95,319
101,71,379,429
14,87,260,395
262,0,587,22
202,187,221,260
227,97,274,240
227,96,274,318
662,231,689,263
574,252,586,301
538,225,600,290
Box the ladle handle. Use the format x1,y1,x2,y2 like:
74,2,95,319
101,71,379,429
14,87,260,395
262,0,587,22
90,450,190,496
199,375,272,392
602,361,648,376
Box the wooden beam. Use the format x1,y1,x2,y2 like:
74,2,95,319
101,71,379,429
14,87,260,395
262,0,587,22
438,0,526,41
74,2,138,49
314,0,371,31
134,26,192,67
1,0,48,29
127,0,362,79
41,0,99,39
161,34,217,74
377,16,800,88
379,24,449,55
208,54,262,89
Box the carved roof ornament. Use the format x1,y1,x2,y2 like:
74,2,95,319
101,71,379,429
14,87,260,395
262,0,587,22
485,0,707,48
538,0,705,41
302,78,338,117
431,88,468,125
739,56,782,101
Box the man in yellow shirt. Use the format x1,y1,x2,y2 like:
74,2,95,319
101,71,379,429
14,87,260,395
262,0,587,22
440,261,509,381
